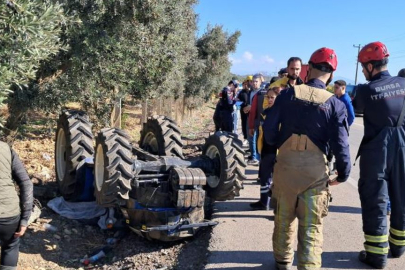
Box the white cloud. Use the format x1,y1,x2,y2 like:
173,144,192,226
229,56,242,64
243,51,253,61
263,55,275,63
229,53,281,75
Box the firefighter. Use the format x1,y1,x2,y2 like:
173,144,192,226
354,41,405,269
263,48,351,270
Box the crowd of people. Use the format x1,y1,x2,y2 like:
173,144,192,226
213,42,405,270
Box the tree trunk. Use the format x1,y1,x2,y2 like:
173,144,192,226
5,101,27,135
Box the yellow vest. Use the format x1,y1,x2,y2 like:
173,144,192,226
262,77,289,109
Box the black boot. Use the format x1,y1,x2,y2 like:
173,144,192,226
249,201,269,211
358,250,387,269
275,261,292,270
390,245,405,258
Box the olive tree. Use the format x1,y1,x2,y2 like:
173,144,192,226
0,0,71,129
184,25,241,108
38,0,198,126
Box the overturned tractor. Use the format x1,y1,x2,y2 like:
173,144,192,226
55,110,246,241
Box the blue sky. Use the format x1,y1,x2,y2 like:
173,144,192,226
194,0,405,84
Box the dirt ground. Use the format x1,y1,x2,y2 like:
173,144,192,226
8,100,218,270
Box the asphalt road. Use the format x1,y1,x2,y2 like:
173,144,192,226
204,116,405,270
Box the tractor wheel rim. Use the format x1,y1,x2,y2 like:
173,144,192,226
56,128,66,182
95,144,105,192
205,145,221,188
143,132,159,153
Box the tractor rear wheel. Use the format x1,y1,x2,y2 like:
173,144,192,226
94,128,133,207
55,110,94,201
139,115,183,158
202,131,246,201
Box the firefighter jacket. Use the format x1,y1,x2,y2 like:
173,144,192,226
354,71,405,145
263,78,351,182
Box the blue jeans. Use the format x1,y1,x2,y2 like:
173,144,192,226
232,108,239,134
247,122,260,161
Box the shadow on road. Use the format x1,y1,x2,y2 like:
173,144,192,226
245,168,259,176
321,251,371,269
329,205,362,214
175,226,213,270
207,250,274,270
242,181,260,186
213,201,272,213
206,250,372,270
213,214,274,220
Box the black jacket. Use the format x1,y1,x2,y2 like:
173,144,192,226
238,89,249,110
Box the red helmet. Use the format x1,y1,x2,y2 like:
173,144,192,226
358,41,389,64
309,47,338,71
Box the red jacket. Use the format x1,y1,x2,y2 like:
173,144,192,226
248,94,259,130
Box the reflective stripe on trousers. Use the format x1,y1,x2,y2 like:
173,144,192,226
272,134,330,270
359,126,405,259
259,152,276,206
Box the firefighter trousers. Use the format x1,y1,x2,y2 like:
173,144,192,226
359,127,405,262
272,134,330,270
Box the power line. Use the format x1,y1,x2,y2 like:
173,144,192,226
353,44,361,85
390,50,405,54
382,32,405,42
389,55,405,60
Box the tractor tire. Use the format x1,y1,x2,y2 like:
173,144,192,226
94,128,133,207
202,131,246,201
55,110,94,201
139,115,184,158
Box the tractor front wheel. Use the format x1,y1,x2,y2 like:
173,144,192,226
94,128,133,207
202,131,246,201
55,110,94,201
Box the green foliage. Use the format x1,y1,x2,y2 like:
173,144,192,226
0,0,70,126
184,25,241,108
2,0,241,130
44,0,198,124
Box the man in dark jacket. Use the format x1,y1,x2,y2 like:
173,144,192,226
354,41,405,269
286,57,304,88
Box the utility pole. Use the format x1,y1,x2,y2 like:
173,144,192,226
353,44,361,85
